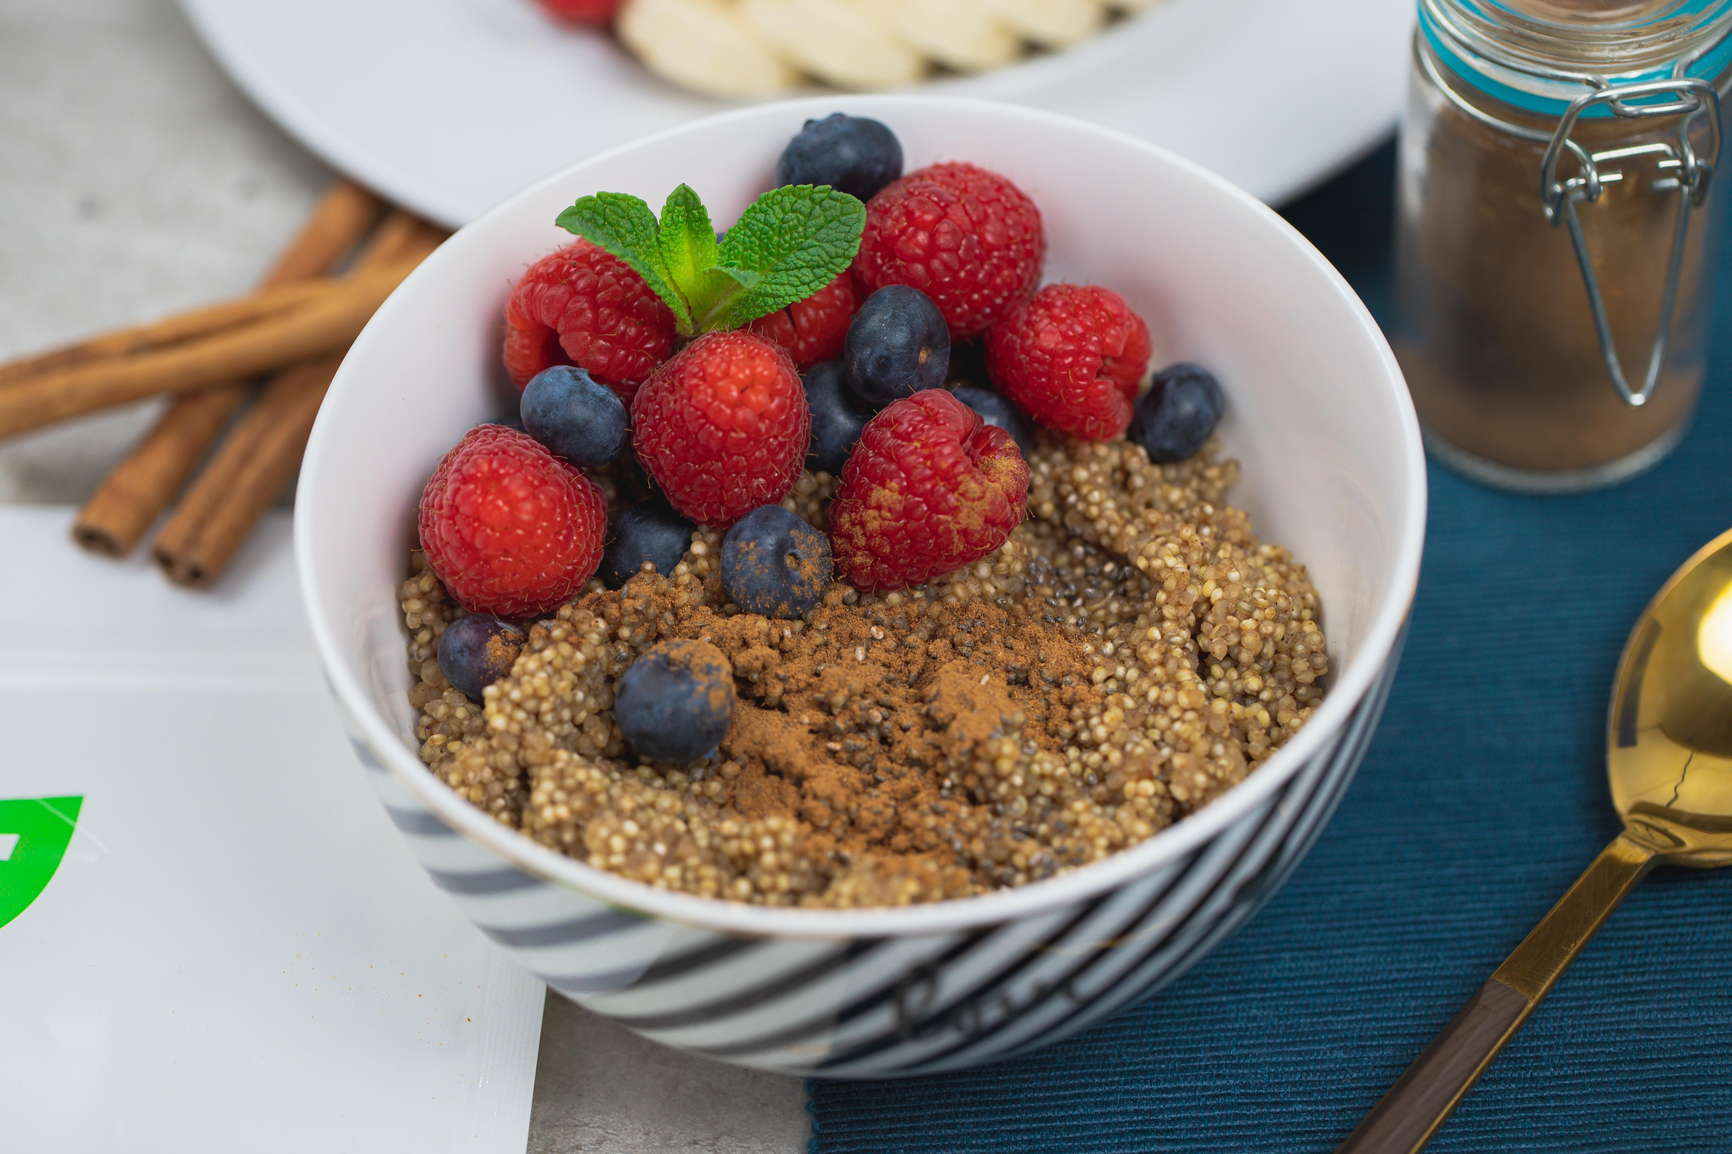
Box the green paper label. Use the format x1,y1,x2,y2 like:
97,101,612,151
0,796,83,929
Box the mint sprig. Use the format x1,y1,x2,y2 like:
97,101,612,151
656,185,717,291
556,183,865,337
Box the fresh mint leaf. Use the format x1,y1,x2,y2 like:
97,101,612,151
713,266,761,290
686,266,763,331
711,185,864,331
657,184,718,292
555,183,864,336
556,192,692,332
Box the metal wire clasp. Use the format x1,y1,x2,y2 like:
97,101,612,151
1540,77,1721,407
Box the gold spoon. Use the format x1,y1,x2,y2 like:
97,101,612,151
1340,526,1732,1154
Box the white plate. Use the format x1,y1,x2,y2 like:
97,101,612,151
178,0,1412,226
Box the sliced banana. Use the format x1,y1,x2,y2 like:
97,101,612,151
615,0,1168,97
617,0,800,98
857,0,1020,74
740,0,928,90
983,0,1105,48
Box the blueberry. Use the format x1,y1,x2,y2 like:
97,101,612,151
777,113,903,202
952,386,1035,457
610,452,662,506
615,640,736,764
599,502,694,588
721,505,832,619
520,365,628,467
802,361,871,474
437,614,526,702
945,337,989,389
1128,363,1225,464
844,286,950,409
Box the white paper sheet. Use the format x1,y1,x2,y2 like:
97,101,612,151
0,508,544,1154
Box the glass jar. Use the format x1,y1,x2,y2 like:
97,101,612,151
1395,0,1732,491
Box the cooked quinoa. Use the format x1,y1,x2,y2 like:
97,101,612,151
400,437,1327,908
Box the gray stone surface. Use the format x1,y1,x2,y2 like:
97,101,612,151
0,2,807,1150
0,0,323,501
532,996,808,1154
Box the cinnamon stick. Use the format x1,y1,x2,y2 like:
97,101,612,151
1,278,339,389
71,181,382,556
153,215,447,587
0,258,425,442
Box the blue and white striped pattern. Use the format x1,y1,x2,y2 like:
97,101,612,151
340,643,1400,1078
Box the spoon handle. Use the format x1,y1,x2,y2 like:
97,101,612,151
1337,832,1657,1154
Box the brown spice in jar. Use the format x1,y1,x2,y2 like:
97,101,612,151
399,438,1328,908
1395,53,1720,473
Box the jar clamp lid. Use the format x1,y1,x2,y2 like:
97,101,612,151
1421,0,1732,407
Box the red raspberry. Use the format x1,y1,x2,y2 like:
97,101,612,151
746,271,859,368
418,424,607,618
631,331,810,527
829,389,1028,592
984,284,1152,442
503,240,677,402
853,162,1044,339
531,0,622,25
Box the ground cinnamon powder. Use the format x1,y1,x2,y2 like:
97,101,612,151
1395,37,1721,475
401,438,1328,908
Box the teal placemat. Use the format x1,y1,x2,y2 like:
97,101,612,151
806,145,1732,1153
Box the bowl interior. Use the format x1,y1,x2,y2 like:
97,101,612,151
297,95,1422,934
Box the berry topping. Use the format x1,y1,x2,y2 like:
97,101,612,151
952,385,1035,456
615,640,736,764
853,161,1044,338
829,389,1029,592
776,113,905,202
531,0,623,25
520,364,629,467
503,240,677,401
418,424,607,617
802,360,872,474
843,284,950,408
632,331,811,527
599,501,695,588
1130,362,1226,463
437,614,526,702
746,270,859,368
609,451,662,505
721,505,833,618
984,283,1151,442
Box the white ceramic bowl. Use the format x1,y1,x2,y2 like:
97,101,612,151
297,95,1425,1078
